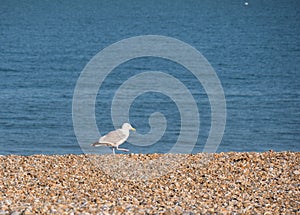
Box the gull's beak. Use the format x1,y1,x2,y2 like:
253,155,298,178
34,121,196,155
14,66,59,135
131,127,136,131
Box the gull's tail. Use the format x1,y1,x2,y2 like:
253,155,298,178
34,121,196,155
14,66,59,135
91,142,109,147
91,142,101,146
91,142,97,146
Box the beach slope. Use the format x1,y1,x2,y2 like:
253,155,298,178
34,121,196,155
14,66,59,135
0,151,299,214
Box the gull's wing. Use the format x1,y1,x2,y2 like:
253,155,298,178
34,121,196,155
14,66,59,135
98,129,128,146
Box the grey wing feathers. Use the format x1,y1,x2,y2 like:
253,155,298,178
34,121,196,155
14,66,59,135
99,129,127,145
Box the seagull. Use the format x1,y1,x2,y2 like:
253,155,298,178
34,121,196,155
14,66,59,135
91,123,136,154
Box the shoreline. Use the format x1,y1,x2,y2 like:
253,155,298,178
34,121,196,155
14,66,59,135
1,151,299,214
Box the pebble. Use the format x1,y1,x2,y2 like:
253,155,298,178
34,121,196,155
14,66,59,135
0,152,299,214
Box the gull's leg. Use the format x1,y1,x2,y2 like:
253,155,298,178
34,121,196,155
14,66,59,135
116,147,129,152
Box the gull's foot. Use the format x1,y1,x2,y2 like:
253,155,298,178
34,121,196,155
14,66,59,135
117,148,129,152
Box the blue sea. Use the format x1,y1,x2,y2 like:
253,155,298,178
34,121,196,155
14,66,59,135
1,0,299,155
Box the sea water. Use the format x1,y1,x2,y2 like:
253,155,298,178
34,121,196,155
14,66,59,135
0,0,299,155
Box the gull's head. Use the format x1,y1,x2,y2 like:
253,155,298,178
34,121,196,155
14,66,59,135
122,123,136,131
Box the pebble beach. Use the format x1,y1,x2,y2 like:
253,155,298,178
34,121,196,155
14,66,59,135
1,151,299,214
